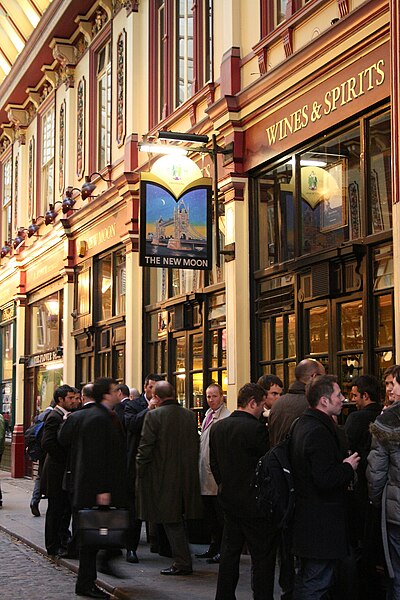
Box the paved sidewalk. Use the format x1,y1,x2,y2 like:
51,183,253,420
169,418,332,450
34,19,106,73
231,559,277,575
0,471,275,599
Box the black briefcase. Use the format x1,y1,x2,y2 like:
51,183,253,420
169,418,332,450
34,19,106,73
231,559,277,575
78,507,129,549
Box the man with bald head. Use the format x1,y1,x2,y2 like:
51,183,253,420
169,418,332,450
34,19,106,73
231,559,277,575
136,381,202,576
268,359,325,447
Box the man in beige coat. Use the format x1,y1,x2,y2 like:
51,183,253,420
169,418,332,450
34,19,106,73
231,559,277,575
196,384,230,564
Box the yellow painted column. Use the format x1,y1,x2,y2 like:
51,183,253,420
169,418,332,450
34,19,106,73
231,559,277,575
125,248,142,389
221,177,251,412
61,266,75,386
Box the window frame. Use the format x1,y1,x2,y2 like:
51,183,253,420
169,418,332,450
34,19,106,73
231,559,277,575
149,0,213,128
1,153,12,245
40,105,55,216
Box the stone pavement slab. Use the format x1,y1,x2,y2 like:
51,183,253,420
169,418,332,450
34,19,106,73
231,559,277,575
0,472,278,599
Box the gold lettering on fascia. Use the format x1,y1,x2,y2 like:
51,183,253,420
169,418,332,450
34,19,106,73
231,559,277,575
266,59,386,145
86,223,117,250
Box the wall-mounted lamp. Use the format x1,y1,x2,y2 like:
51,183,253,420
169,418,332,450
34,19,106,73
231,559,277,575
44,204,59,225
62,187,81,213
13,228,27,249
0,241,12,259
81,172,112,200
18,356,29,365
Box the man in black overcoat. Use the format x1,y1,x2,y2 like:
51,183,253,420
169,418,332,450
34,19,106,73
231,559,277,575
73,377,128,599
58,383,96,558
41,384,75,557
124,373,163,561
209,382,277,600
290,374,360,599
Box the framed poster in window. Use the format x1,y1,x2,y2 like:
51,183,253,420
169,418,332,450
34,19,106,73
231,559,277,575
321,160,347,232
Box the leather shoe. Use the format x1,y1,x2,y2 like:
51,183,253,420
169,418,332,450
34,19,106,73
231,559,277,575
195,550,214,559
207,553,220,564
30,502,40,517
126,550,139,563
75,584,110,598
160,566,193,576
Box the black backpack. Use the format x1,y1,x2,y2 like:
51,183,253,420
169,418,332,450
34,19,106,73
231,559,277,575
25,409,51,461
253,418,298,530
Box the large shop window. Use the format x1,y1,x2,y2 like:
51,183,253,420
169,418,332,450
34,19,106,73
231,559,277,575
150,0,213,126
1,156,12,245
257,109,391,271
30,293,62,354
1,318,14,435
97,248,126,322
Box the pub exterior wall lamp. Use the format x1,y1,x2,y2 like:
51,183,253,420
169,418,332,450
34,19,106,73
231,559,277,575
81,172,112,200
0,241,12,259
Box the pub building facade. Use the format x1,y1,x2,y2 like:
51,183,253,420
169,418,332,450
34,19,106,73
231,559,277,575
0,0,398,475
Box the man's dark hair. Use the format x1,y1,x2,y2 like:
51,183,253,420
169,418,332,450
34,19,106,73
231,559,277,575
392,365,400,385
82,383,94,400
53,385,74,405
353,375,382,404
306,375,338,408
384,365,400,380
154,381,175,400
92,377,118,404
117,383,130,398
144,373,164,386
257,374,283,392
237,383,266,408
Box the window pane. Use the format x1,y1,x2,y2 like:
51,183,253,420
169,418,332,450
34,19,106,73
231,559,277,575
376,294,393,347
78,268,90,315
1,322,13,380
308,306,328,354
274,316,284,359
174,373,186,406
115,347,125,381
340,300,363,350
288,314,296,358
99,256,112,321
258,161,294,268
374,244,393,290
340,354,363,397
276,0,288,24
261,320,271,361
192,372,203,408
368,111,392,234
192,333,203,371
175,336,186,371
176,0,194,106
30,294,60,353
210,330,218,368
300,126,361,254
115,250,126,316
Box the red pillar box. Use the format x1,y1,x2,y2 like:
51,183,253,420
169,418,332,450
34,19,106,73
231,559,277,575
11,425,25,478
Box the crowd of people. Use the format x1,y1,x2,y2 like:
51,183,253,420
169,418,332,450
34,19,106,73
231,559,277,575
24,362,400,599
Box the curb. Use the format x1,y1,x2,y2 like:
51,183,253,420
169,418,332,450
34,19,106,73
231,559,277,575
0,523,129,599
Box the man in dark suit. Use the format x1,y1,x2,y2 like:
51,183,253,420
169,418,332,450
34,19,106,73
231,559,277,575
58,383,96,558
124,373,163,562
210,382,277,600
114,383,130,430
290,375,360,599
74,377,128,599
41,384,75,557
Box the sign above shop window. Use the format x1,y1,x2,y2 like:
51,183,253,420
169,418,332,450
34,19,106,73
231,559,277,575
139,155,212,270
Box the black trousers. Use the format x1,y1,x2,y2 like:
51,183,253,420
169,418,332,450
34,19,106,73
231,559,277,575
216,513,278,600
202,495,224,554
45,489,71,554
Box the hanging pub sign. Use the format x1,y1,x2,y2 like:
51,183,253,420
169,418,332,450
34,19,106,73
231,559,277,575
139,154,212,270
